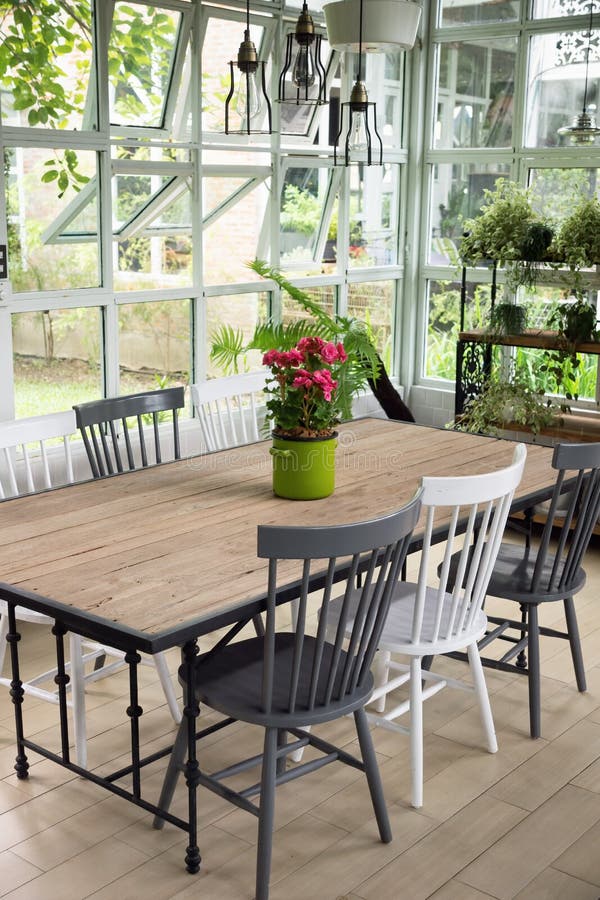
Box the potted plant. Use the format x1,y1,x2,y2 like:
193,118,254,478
454,376,563,438
488,302,528,337
264,337,348,499
551,195,600,297
459,179,555,290
210,259,415,424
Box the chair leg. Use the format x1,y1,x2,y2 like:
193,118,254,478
409,656,424,809
153,652,182,723
0,613,8,674
373,649,391,713
564,596,587,692
256,727,278,900
69,633,87,768
153,718,188,829
467,642,497,753
527,605,542,739
354,707,392,843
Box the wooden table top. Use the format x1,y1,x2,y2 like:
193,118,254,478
0,419,556,652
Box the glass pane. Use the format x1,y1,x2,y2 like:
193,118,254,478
5,147,99,292
282,284,336,322
429,163,511,265
347,280,395,364
12,309,102,418
118,300,191,411
526,30,600,148
348,163,399,267
363,51,405,150
202,17,267,134
203,181,270,284
0,1,94,129
205,293,270,376
439,0,519,27
532,0,591,19
435,39,517,149
113,174,178,231
280,166,333,263
109,2,183,128
528,167,600,222
426,279,492,380
114,234,193,291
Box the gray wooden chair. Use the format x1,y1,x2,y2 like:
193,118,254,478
450,441,600,739
73,388,186,728
73,386,184,478
153,492,422,900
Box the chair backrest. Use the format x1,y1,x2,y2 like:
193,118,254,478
191,373,268,452
256,490,423,715
0,410,77,499
415,443,527,646
529,441,600,595
73,387,185,478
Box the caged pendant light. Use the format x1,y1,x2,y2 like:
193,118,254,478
278,2,327,106
558,0,600,144
333,0,383,165
225,0,272,135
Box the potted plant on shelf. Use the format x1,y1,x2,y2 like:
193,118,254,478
264,337,348,499
459,179,555,292
454,375,563,439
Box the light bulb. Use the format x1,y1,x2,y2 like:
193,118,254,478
348,111,369,153
233,68,262,122
292,44,315,89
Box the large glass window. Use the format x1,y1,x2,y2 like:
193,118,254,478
12,308,103,418
435,39,517,149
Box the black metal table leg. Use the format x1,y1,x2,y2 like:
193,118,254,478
52,622,71,763
182,639,201,874
125,650,143,799
7,602,29,779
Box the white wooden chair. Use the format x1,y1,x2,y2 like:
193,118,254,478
327,443,527,808
0,412,181,768
191,373,268,451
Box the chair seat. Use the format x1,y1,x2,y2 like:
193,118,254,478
185,633,374,729
329,582,487,657
485,543,585,603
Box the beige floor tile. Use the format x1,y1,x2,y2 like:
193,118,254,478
459,784,600,899
552,818,600,886
2,836,149,900
0,850,43,897
513,866,600,900
489,718,600,810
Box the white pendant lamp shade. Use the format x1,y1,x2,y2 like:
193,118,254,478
323,0,421,53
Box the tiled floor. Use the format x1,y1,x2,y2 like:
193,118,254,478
2,542,600,899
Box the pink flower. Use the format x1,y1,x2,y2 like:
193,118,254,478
292,369,313,389
296,336,325,356
320,342,339,364
312,369,337,402
336,342,347,362
262,349,281,366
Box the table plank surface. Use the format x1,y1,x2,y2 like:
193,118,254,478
0,419,556,648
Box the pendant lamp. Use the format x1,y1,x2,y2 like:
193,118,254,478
558,0,600,144
278,2,327,106
225,0,272,134
332,0,383,165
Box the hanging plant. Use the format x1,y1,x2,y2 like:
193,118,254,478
459,179,555,290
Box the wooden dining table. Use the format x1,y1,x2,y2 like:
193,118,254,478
0,417,559,872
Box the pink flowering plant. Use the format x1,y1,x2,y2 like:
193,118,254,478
263,336,349,438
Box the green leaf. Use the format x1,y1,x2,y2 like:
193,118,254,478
41,170,59,183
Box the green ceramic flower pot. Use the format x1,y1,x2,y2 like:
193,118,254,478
269,432,338,500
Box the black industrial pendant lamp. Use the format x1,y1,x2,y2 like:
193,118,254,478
558,0,600,144
278,2,327,106
225,0,272,134
332,0,383,165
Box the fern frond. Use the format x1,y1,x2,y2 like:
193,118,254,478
209,325,247,374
